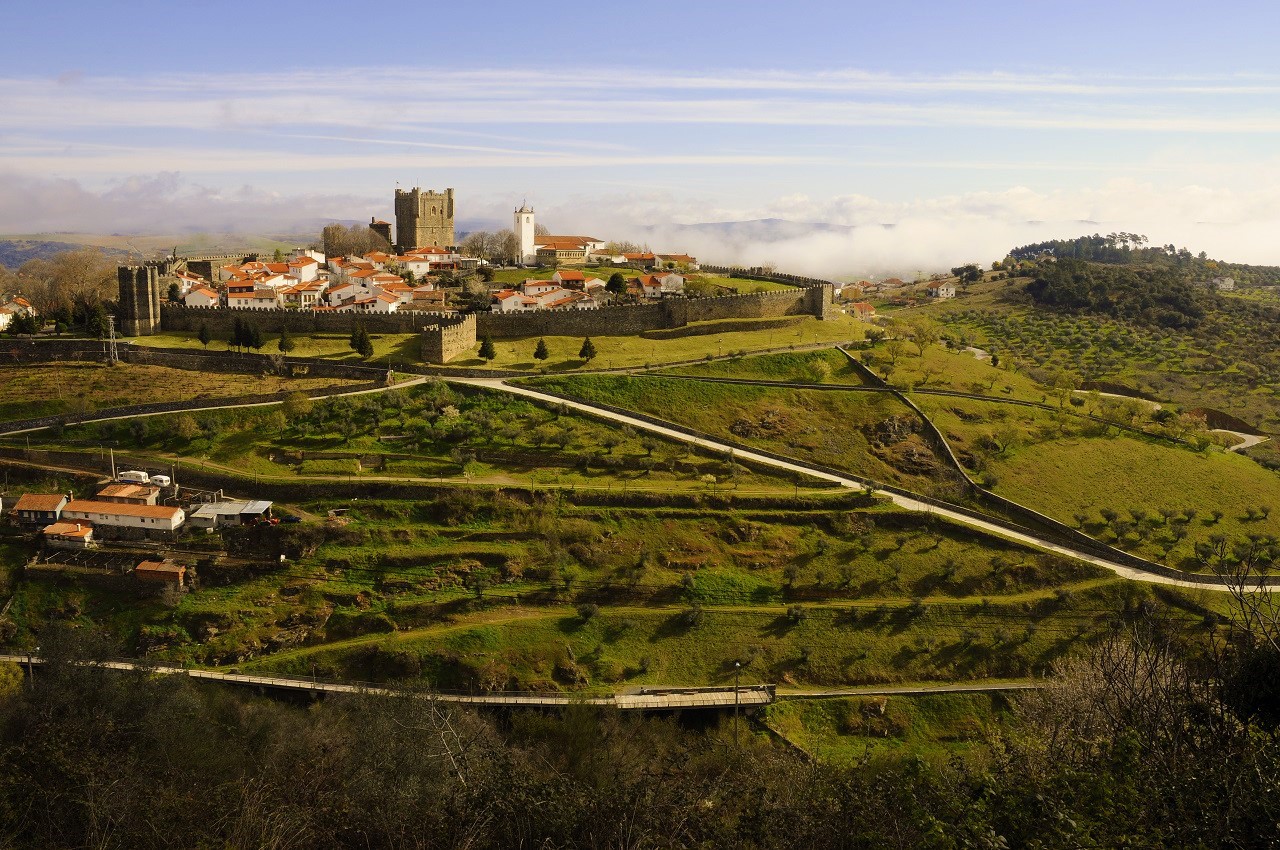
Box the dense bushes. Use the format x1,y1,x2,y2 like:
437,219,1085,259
1,620,1279,849
1026,259,1208,329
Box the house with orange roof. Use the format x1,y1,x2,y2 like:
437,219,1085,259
287,255,321,282
849,302,877,319
12,493,68,526
280,281,325,308
43,522,94,550
184,285,221,308
636,272,685,298
227,289,281,309
657,253,699,269
492,289,540,313
61,500,185,533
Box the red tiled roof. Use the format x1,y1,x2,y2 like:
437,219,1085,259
64,500,182,520
43,522,92,539
14,494,67,513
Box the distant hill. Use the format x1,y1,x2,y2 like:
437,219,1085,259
0,239,132,267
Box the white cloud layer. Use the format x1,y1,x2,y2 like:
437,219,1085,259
7,172,1280,278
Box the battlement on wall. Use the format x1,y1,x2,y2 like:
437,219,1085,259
421,313,476,364
159,304,458,335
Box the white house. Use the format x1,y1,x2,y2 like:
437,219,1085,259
61,500,185,532
492,289,540,312
227,289,281,309
0,307,12,331
635,273,685,299
287,256,321,282
42,522,94,549
926,284,956,299
522,279,561,297
184,285,220,308
1212,276,1236,291
174,271,206,295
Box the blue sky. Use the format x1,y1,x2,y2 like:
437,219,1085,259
5,0,1280,272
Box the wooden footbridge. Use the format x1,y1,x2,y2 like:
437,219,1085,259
0,655,775,712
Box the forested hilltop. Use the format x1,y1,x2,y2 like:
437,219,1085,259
1009,232,1280,288
1026,259,1209,329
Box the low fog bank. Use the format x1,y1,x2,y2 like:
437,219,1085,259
5,172,1280,278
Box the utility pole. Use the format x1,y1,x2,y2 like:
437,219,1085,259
733,660,741,747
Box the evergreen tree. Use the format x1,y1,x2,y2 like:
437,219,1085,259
578,337,597,361
606,272,628,297
231,316,246,351
197,322,211,349
350,325,374,359
533,338,549,361
85,306,106,338
278,326,296,353
167,282,182,303
248,323,265,351
478,336,496,361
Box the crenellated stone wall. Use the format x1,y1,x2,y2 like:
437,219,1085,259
421,313,476,364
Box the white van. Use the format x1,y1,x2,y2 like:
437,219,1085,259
117,470,151,485
150,474,172,488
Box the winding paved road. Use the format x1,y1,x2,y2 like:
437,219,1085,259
454,377,1234,592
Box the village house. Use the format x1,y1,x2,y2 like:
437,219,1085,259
926,284,956,299
0,306,13,332
94,483,161,506
227,288,282,309
492,289,540,313
184,285,220,308
60,500,185,533
635,272,686,299
11,493,68,526
42,522,94,550
849,302,877,319
287,255,321,282
657,253,699,269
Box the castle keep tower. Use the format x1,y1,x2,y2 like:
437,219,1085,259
395,186,455,249
116,264,161,336
514,202,535,264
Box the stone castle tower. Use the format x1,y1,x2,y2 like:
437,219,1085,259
395,186,455,249
514,202,535,263
117,264,161,336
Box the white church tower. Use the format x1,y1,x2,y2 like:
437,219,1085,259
514,202,535,264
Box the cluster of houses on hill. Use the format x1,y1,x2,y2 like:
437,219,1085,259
168,243,698,317
6,473,276,586
177,246,468,313
490,270,687,313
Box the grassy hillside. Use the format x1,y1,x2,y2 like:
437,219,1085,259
0,362,358,422
527,375,964,497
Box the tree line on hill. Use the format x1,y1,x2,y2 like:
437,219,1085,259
0,581,1278,849
1026,258,1210,329
0,248,116,334
1009,232,1280,288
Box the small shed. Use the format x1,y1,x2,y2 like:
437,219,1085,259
188,500,273,529
135,559,186,586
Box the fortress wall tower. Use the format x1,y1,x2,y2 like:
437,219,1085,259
117,264,161,336
514,203,535,263
394,187,455,249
